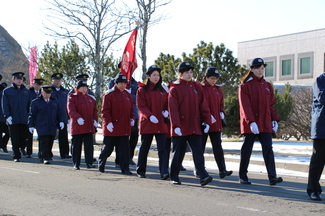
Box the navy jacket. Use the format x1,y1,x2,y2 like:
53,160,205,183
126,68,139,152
2,83,31,124
50,85,69,123
0,85,6,123
311,73,325,139
29,87,42,100
28,96,64,136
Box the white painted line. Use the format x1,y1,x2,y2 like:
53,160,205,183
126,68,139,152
1,167,40,174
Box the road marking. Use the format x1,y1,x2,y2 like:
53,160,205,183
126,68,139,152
237,206,268,213
1,167,40,174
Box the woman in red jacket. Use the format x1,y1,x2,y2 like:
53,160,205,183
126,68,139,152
201,67,232,179
136,65,169,179
238,57,282,185
67,80,98,170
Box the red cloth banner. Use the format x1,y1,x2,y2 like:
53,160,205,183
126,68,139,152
29,47,38,85
120,28,138,83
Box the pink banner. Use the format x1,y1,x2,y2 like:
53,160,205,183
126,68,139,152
29,47,38,85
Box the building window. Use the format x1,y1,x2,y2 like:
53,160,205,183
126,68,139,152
265,61,274,77
282,59,292,76
300,57,310,74
298,52,313,79
263,57,276,81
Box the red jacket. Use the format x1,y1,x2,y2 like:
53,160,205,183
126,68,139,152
67,92,98,135
137,82,168,134
102,86,134,136
201,82,225,132
238,74,279,134
168,79,212,136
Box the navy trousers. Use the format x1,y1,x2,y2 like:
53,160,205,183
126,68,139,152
8,124,28,159
39,135,54,161
307,139,325,195
202,132,226,172
99,136,130,173
58,123,70,157
239,133,276,181
136,133,168,176
170,135,209,182
71,133,94,167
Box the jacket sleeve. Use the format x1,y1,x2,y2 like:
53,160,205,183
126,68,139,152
197,84,212,125
92,98,98,121
67,95,82,120
219,88,226,114
2,89,11,119
136,87,152,119
101,94,112,123
28,100,37,127
238,84,255,124
269,84,280,122
128,93,134,119
168,87,181,129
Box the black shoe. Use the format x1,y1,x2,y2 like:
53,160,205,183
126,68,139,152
99,169,105,173
2,148,8,153
161,173,169,180
137,173,146,178
122,170,133,175
129,159,136,165
219,170,233,179
200,176,213,186
115,164,120,168
239,179,252,184
93,158,97,162
309,192,322,201
26,155,32,158
180,165,186,171
270,177,283,185
43,160,50,164
21,149,27,156
14,159,21,162
172,180,181,185
87,164,96,169
74,166,80,170
61,155,72,159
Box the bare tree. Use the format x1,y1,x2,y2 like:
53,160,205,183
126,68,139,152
43,0,134,98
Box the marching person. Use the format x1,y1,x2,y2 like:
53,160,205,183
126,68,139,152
25,78,44,158
28,85,64,164
67,80,98,170
201,67,233,179
136,65,169,179
307,72,325,201
0,78,9,153
50,73,71,159
2,72,31,162
238,57,282,185
98,74,134,175
168,62,213,186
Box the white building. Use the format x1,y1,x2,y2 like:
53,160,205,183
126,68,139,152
237,28,325,86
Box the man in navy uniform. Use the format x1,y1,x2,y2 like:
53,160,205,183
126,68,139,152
28,85,64,164
2,72,31,162
50,73,71,159
25,78,44,158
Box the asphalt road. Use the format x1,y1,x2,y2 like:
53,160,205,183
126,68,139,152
0,149,324,216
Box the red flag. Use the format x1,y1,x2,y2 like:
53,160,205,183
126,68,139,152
29,47,38,85
120,28,138,84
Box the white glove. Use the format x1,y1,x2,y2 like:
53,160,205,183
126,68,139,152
220,112,225,120
6,116,12,125
174,127,182,136
59,122,64,130
162,110,169,118
107,122,114,132
211,115,216,124
149,115,158,124
250,122,259,134
272,121,278,132
29,127,34,134
94,120,98,128
126,88,131,93
77,118,84,125
203,124,210,133
130,119,135,126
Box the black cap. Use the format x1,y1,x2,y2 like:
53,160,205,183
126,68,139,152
51,73,63,80
76,74,89,81
34,78,45,85
76,80,88,89
205,67,220,78
42,85,54,93
249,58,267,68
115,73,128,84
177,62,194,73
146,65,161,75
12,72,25,79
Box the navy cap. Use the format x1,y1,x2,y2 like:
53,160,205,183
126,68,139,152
146,65,161,75
12,72,25,79
76,80,88,89
177,62,194,73
42,85,54,93
34,78,45,85
115,73,128,84
76,74,89,81
51,73,63,80
249,58,267,68
205,67,220,78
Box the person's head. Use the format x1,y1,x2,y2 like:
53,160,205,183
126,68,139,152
51,73,63,88
11,72,25,86
33,78,44,90
204,67,220,86
177,62,194,81
115,73,128,92
249,57,267,79
145,65,162,87
76,80,88,95
41,85,53,99
75,74,89,82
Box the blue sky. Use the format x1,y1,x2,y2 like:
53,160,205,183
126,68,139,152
1,0,325,79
